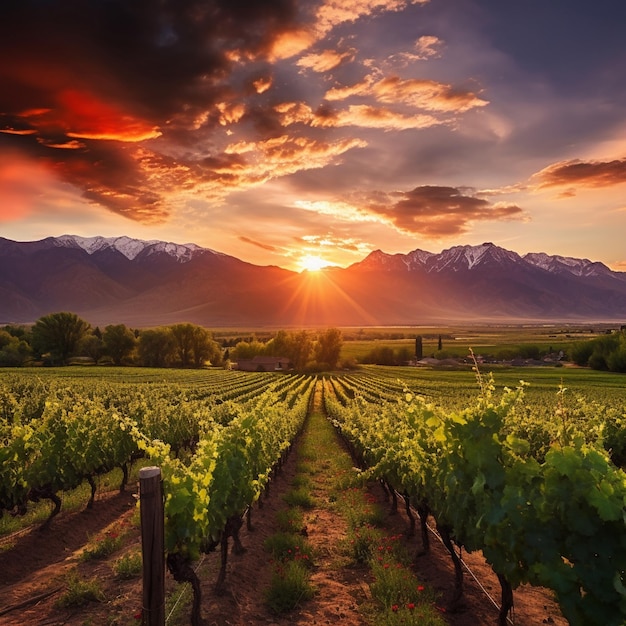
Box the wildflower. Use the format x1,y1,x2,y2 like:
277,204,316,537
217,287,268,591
417,585,425,591
391,604,399,612
407,603,415,610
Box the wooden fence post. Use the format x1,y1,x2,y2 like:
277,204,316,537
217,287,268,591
140,466,165,626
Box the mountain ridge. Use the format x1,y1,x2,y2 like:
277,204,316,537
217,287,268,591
1,235,625,326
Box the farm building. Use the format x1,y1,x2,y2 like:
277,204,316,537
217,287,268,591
236,355,292,372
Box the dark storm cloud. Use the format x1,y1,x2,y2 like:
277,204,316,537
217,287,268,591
364,185,524,237
0,0,301,220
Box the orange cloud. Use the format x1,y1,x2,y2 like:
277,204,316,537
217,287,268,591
58,90,161,142
0,128,37,136
224,134,367,174
37,138,86,150
299,234,364,253
269,28,316,60
297,49,356,72
0,155,59,220
216,101,246,126
312,104,440,130
274,101,315,126
534,158,626,190
414,35,443,59
326,75,488,113
253,76,273,94
386,35,444,67
239,236,278,252
360,186,525,236
315,0,429,39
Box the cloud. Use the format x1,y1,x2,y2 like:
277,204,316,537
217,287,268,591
239,236,278,252
414,35,443,59
359,185,525,236
387,35,444,67
297,49,356,73
314,0,429,39
299,234,367,254
294,199,381,223
0,153,61,220
222,134,368,183
0,0,304,221
325,75,488,113
534,158,626,191
311,104,441,131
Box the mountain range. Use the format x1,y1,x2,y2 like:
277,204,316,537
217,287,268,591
1,235,625,327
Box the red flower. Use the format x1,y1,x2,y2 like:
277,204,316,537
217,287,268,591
391,604,399,612
407,603,415,610
417,585,425,591
133,610,142,620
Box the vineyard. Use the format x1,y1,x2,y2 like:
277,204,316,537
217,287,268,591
1,365,625,625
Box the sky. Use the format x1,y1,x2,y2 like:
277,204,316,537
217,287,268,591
2,0,626,273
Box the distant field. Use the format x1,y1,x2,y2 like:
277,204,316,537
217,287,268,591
337,323,605,361
356,363,626,407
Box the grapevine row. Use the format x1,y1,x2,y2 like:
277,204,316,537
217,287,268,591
0,371,304,524
322,375,626,626
125,376,315,624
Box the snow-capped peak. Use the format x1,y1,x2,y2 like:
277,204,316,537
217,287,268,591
427,242,521,272
54,235,209,262
523,252,613,278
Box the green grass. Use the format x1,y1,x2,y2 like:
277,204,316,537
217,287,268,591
264,560,315,614
113,551,143,579
264,532,314,565
81,531,124,561
55,572,106,608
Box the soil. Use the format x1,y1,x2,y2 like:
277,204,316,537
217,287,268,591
0,412,568,626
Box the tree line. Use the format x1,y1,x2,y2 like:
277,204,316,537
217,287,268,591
571,329,626,372
0,312,344,370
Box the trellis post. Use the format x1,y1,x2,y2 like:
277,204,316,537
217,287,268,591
140,466,165,626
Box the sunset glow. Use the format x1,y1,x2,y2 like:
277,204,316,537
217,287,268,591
1,1,626,272
298,254,329,272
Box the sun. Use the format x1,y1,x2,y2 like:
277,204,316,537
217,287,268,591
298,254,328,272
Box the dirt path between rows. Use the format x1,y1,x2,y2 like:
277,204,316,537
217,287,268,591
0,384,567,626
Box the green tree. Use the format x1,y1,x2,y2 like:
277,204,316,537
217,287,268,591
571,340,594,366
170,323,196,367
0,330,32,366
189,325,222,368
102,324,137,365
265,330,291,357
79,333,105,364
415,335,423,360
232,339,266,361
138,327,175,367
290,330,312,370
32,312,90,365
170,323,221,368
362,346,396,365
314,328,343,369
